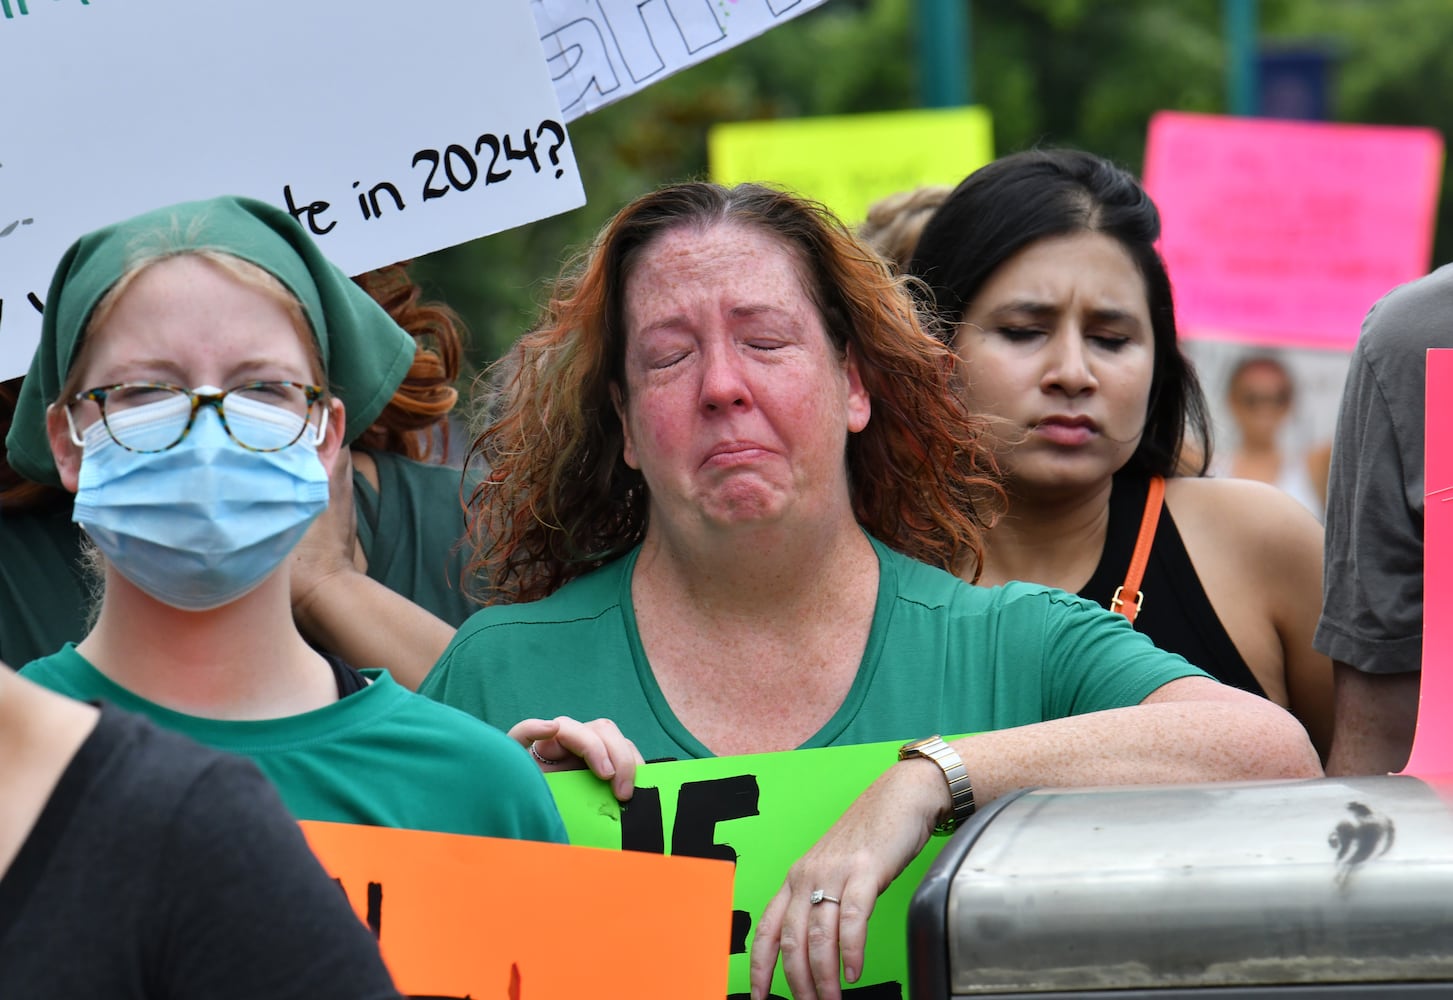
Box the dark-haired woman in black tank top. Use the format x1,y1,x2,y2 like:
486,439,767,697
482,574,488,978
907,149,1332,761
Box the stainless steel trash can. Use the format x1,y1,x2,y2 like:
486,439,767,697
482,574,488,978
908,776,1453,999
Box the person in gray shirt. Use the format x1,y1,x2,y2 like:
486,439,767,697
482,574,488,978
1315,264,1453,774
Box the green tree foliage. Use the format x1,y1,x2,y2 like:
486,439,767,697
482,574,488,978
973,0,1224,166
413,0,1450,380
412,0,916,375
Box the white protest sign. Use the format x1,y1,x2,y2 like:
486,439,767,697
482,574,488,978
0,0,584,380
535,0,831,121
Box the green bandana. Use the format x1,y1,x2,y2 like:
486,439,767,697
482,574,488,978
6,195,416,486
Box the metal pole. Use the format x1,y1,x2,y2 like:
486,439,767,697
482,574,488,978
917,0,971,108
1223,0,1259,115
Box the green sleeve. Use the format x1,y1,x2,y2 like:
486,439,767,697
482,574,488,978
1033,589,1211,718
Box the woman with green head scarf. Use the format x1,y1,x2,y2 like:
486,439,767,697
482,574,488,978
1,256,472,684
8,195,567,845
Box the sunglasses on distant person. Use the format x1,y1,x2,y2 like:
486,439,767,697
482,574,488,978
1234,390,1291,410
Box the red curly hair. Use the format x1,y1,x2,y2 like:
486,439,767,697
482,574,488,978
350,263,463,461
0,376,69,512
466,182,1004,604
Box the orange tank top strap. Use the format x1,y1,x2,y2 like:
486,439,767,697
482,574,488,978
1110,474,1166,626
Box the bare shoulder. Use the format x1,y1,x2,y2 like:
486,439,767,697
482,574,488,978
1163,476,1322,552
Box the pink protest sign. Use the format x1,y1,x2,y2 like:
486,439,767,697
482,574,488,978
1404,349,1453,778
1143,111,1443,350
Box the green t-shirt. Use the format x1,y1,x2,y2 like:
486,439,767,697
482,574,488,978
0,502,88,667
352,449,481,628
22,644,567,843
421,535,1210,761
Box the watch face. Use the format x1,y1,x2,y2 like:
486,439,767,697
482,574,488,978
900,736,942,757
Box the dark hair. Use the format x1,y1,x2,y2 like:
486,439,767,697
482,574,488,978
0,376,71,513
1226,353,1293,398
467,181,1003,603
908,148,1212,477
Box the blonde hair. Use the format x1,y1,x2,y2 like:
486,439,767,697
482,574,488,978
857,185,952,272
59,251,322,402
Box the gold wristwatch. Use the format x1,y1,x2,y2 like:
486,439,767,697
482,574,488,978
898,735,975,835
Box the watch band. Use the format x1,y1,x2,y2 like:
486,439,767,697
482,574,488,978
898,735,975,835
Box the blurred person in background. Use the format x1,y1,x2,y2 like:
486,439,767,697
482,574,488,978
856,185,951,274
289,261,475,688
1211,353,1326,519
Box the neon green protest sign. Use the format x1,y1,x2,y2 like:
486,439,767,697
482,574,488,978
708,106,994,227
547,737,964,999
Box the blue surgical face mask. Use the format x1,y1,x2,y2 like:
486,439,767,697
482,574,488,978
71,389,330,611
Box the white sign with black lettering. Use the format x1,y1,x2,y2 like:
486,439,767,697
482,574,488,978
535,0,832,121
1,0,583,379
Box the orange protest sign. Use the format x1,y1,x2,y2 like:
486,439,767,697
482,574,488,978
299,821,734,999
